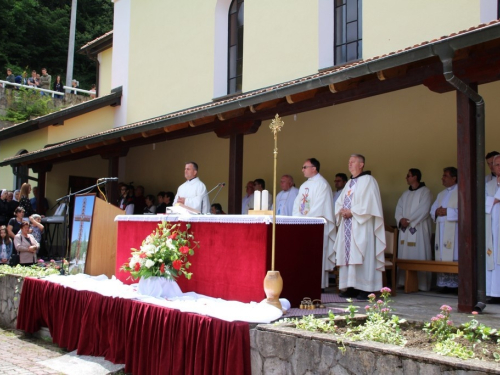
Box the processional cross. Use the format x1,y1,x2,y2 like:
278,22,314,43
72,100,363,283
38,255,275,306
74,197,92,264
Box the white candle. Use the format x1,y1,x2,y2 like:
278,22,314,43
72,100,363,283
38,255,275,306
254,190,261,211
261,190,269,210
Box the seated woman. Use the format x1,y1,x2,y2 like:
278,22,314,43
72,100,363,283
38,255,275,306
210,203,226,215
143,194,156,214
119,184,135,215
14,221,39,266
165,192,175,207
0,225,13,265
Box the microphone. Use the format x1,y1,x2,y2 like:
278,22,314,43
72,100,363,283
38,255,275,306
97,177,119,182
202,182,225,198
210,183,226,206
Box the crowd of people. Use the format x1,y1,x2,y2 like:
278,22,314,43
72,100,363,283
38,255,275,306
0,183,45,267
1,67,95,98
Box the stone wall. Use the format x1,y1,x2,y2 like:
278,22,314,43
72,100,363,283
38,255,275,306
251,324,500,375
0,274,23,329
0,87,92,128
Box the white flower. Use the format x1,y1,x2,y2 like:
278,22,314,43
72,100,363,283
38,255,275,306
129,258,137,269
141,244,155,254
145,259,155,268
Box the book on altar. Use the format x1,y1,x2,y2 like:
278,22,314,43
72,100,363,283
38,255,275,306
167,203,201,215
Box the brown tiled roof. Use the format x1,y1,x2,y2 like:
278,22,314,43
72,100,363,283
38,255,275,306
80,30,113,50
2,19,500,166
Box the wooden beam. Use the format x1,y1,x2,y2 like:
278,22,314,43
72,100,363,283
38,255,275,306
456,86,478,313
188,115,216,127
376,66,408,81
214,120,262,139
286,89,318,104
216,107,247,121
250,98,282,113
163,122,189,132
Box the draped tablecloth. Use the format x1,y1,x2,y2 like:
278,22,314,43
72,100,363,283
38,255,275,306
17,277,251,375
115,214,326,307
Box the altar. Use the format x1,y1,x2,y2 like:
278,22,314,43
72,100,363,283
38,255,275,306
115,214,325,307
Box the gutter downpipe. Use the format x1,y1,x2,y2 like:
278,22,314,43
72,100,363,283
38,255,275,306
436,46,486,305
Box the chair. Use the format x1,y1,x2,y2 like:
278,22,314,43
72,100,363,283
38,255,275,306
382,225,398,295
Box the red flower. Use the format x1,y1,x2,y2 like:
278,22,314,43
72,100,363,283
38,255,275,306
179,246,189,254
172,259,183,270
160,263,165,274
139,253,147,258
134,263,141,272
168,233,178,240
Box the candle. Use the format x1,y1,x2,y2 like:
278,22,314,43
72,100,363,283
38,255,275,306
254,190,261,211
262,190,269,210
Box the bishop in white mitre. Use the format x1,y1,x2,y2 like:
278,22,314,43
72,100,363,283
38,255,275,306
273,175,299,216
430,167,458,289
292,158,336,289
173,162,210,214
332,154,385,300
485,155,500,300
395,168,433,291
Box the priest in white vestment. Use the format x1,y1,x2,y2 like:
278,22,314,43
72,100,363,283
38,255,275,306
273,175,299,216
292,158,336,289
485,151,499,183
241,181,255,214
333,173,348,205
395,168,432,291
430,167,459,290
173,162,210,214
485,155,500,301
332,154,385,300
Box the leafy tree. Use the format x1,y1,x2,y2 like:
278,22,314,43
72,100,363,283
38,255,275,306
0,0,113,91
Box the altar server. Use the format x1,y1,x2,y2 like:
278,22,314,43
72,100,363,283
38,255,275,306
485,155,500,302
173,162,210,214
273,175,299,216
293,158,336,289
485,151,500,183
430,167,459,291
395,168,433,291
332,154,385,300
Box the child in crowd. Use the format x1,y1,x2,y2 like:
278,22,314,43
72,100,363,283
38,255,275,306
0,225,13,264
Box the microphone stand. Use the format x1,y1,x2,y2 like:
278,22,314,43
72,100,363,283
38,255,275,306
210,184,225,205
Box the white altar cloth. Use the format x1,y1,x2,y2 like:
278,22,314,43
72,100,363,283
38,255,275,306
43,273,286,324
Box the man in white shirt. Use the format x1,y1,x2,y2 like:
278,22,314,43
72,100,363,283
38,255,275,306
293,158,335,289
430,167,459,292
241,181,255,214
273,175,299,216
173,162,210,214
333,173,348,205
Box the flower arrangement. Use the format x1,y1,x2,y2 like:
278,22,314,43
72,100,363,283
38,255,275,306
120,221,198,281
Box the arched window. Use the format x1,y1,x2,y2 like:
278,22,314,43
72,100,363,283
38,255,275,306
334,0,362,65
228,0,244,94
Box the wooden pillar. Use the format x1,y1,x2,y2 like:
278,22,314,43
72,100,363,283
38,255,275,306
228,132,243,214
31,163,52,216
107,156,120,206
456,86,478,312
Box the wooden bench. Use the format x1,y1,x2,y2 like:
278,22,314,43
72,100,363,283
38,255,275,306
396,259,459,293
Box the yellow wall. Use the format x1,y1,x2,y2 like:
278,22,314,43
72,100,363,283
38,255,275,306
244,0,319,91
126,0,217,123
47,107,115,145
45,155,108,210
363,1,480,59
98,48,113,96
0,129,48,189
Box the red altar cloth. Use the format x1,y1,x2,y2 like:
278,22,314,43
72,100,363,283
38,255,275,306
17,277,251,375
115,216,325,307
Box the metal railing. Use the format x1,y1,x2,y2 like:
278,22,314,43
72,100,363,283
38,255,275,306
0,80,64,97
63,86,94,95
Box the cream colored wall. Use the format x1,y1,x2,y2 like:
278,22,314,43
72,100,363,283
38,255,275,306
47,107,115,144
363,0,481,59
123,132,230,206
0,129,48,189
244,0,319,92
125,0,217,123
45,155,108,211
98,48,113,96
